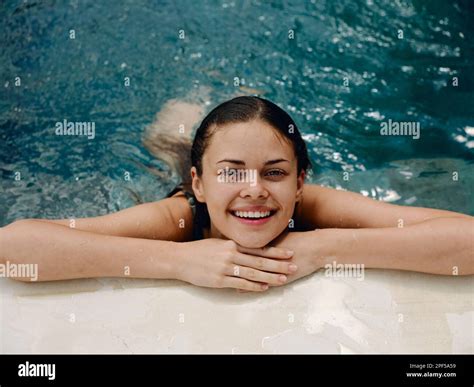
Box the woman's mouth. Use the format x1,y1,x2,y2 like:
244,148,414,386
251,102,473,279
229,210,277,225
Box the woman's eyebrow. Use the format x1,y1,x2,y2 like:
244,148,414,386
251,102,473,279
216,158,289,165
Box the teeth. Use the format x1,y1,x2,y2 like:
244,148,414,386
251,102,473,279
233,210,272,219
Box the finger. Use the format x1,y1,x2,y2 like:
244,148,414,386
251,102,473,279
224,277,269,292
226,264,288,286
234,252,297,275
237,245,294,260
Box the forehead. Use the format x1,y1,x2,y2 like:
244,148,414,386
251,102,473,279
205,120,294,159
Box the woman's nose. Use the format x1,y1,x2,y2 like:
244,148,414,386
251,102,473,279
239,178,269,199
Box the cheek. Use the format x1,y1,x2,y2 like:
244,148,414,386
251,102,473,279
274,185,297,208
205,183,235,213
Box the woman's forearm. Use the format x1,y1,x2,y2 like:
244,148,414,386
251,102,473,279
0,220,179,282
322,217,474,275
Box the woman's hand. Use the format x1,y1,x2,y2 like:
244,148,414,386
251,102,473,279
174,239,298,292
268,230,327,285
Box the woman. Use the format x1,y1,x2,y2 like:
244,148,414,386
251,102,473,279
1,96,473,290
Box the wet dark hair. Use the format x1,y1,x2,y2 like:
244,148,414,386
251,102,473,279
190,96,312,177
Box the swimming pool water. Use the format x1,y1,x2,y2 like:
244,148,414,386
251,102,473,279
1,0,473,225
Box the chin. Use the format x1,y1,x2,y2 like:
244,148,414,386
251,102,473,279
231,234,274,249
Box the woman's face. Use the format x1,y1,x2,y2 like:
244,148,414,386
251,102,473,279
191,119,305,248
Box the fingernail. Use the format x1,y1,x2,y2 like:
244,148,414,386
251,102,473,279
289,264,298,272
261,284,269,290
279,275,287,283
285,250,294,257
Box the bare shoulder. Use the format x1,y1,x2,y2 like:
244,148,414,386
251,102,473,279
296,183,471,229
29,194,194,241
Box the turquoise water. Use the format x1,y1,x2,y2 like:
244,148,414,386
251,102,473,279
1,0,473,225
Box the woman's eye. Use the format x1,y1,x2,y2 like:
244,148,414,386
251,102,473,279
217,168,242,178
218,168,237,176
266,170,285,177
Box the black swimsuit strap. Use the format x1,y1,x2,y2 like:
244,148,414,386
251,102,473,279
166,183,205,240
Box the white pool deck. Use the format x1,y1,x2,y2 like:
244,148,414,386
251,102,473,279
1,269,472,354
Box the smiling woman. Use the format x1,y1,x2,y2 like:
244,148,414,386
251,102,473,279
1,95,473,289
185,96,311,248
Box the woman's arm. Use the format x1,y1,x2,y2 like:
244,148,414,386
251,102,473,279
0,219,179,281
323,217,474,275
18,194,194,241
271,216,474,281
269,183,473,280
0,220,295,289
